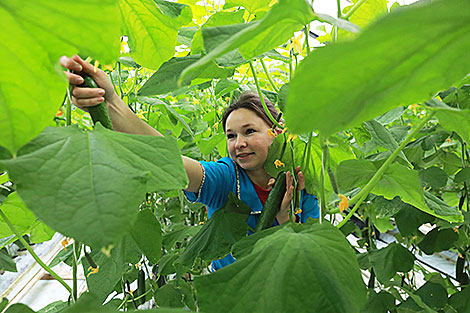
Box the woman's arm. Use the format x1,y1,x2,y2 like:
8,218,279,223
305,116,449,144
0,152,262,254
60,55,203,192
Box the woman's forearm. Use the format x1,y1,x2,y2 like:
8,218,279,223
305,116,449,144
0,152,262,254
106,94,163,137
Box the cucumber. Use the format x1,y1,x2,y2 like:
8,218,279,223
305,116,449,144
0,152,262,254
255,171,287,232
137,268,146,305
79,74,114,130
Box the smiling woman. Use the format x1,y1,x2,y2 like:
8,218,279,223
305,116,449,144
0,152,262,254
60,55,319,271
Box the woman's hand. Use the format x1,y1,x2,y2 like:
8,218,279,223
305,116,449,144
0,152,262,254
268,166,305,225
60,55,119,111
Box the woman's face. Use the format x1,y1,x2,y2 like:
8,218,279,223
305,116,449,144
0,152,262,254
225,108,274,173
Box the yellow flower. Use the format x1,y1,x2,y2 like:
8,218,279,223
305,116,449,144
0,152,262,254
136,111,148,121
295,209,302,214
291,32,303,55
192,98,200,105
103,64,114,72
61,238,70,251
267,128,277,138
87,266,99,278
281,127,288,134
93,60,100,73
274,159,285,168
338,194,348,212
269,0,279,6
287,133,298,142
120,41,130,54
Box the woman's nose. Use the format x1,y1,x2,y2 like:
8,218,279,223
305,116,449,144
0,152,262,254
235,136,247,148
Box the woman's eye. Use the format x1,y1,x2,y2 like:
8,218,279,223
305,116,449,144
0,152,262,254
227,134,235,139
246,128,256,134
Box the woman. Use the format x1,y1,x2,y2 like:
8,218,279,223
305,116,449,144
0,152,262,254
60,55,319,270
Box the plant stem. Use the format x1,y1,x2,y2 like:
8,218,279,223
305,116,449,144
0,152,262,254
344,0,368,20
304,26,311,56
66,78,73,126
260,58,279,93
249,61,284,129
72,241,81,301
319,139,329,223
0,209,72,294
337,111,436,228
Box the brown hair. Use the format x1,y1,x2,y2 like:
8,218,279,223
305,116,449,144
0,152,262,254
221,92,280,132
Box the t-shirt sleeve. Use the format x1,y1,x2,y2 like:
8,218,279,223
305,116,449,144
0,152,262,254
299,190,319,223
183,160,235,218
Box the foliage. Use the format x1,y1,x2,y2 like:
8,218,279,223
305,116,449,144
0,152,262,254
0,0,470,312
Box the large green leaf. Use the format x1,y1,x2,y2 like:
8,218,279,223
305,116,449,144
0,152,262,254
0,192,35,238
364,120,410,164
195,223,367,313
418,227,459,255
0,0,121,154
4,304,35,313
63,292,195,313
2,125,187,248
130,209,162,264
368,243,415,283
339,0,388,40
336,159,462,222
180,0,359,82
119,0,188,70
224,0,271,14
436,109,470,145
286,0,470,135
176,193,251,268
138,55,233,96
82,241,131,302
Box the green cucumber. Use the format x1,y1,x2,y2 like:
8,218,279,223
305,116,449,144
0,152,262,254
137,268,146,305
79,74,114,130
255,171,287,232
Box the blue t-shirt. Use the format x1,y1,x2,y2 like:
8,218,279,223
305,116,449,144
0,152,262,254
184,157,319,270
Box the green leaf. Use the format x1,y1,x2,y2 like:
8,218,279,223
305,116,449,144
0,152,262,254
195,223,367,313
180,0,326,82
0,250,17,272
424,191,460,217
29,221,56,244
419,167,448,189
138,55,233,96
339,0,388,41
130,209,162,264
436,109,470,145
448,287,470,313
82,243,130,302
336,159,376,192
154,281,185,308
37,301,68,313
176,193,251,268
119,0,186,70
215,79,240,98
415,282,448,310
364,120,409,164
368,243,415,283
455,167,470,183
0,0,121,154
394,201,434,237
4,304,35,313
286,0,470,135
224,0,271,14
360,291,396,313
3,125,187,248
48,245,74,268
231,225,280,260
63,293,193,313
0,192,36,238
162,225,202,250
154,0,192,22
418,227,458,255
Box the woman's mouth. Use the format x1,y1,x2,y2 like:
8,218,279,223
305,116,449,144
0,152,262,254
237,152,254,160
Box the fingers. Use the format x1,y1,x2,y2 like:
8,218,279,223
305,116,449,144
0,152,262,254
60,56,83,72
65,71,84,85
72,87,105,109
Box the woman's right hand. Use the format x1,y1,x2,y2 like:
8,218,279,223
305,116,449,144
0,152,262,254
60,55,119,111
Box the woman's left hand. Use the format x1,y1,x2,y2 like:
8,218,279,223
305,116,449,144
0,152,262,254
269,166,305,224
